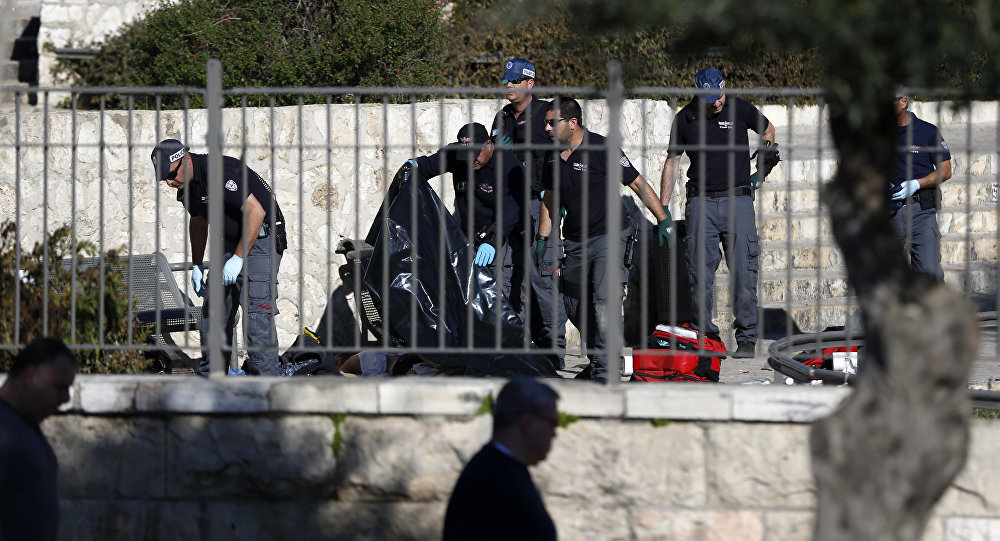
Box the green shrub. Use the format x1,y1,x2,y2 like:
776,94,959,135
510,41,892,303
443,0,822,103
52,0,448,109
0,221,152,374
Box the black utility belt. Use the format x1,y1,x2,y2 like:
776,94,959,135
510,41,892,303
258,221,289,252
687,185,753,199
903,189,939,210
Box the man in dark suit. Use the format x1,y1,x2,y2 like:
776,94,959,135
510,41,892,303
443,378,559,541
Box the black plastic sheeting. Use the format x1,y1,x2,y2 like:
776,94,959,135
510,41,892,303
360,165,557,377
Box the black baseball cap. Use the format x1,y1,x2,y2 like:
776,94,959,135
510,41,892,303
452,123,490,162
151,139,188,181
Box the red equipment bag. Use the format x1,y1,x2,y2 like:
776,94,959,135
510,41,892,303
627,323,726,382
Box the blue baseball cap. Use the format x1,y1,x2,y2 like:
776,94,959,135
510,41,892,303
695,67,725,103
502,58,536,83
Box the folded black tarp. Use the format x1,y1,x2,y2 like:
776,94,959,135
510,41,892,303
360,165,557,377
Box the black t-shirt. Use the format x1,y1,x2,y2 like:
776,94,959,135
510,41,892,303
542,130,639,242
667,97,770,191
895,112,951,184
415,147,527,242
0,397,60,541
443,443,557,541
176,154,283,253
492,96,553,194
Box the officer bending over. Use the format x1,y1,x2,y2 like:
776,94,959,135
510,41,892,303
152,139,287,375
403,123,528,311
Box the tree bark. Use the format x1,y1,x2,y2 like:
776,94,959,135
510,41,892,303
810,100,979,541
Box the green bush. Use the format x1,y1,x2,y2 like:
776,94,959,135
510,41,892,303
443,0,822,102
0,222,152,374
52,0,448,108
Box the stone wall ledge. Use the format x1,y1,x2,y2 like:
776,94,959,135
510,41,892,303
54,375,852,422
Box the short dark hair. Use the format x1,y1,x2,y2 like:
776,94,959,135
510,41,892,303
549,96,583,127
492,378,559,431
9,337,76,379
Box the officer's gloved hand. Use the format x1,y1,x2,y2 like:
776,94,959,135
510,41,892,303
892,179,920,200
406,159,418,169
222,254,244,285
499,134,513,148
534,235,548,271
657,206,673,247
474,243,496,266
191,264,206,297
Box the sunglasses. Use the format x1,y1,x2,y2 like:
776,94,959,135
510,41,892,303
164,161,182,181
544,117,567,127
503,76,531,85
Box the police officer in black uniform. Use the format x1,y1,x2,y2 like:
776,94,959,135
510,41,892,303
538,97,671,383
660,68,774,359
152,139,287,375
491,57,568,367
891,93,952,280
404,123,528,308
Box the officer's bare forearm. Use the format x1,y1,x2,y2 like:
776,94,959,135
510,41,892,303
629,175,667,222
660,155,681,206
236,194,266,259
538,193,554,237
919,159,952,188
189,215,208,265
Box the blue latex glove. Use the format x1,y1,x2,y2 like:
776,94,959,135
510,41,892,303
534,235,548,271
499,134,513,148
892,179,920,200
657,206,673,247
406,159,418,169
222,254,244,285
474,243,496,266
191,264,205,297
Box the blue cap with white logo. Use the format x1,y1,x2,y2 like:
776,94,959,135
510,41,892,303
695,67,725,104
503,58,536,83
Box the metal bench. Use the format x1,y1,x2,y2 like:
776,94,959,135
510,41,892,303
69,253,202,373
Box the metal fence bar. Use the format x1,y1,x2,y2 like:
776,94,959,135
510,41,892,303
205,59,226,376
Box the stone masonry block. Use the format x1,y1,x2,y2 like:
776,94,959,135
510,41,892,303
944,517,1000,541
706,423,815,508
377,378,501,415
550,380,625,417
763,510,814,541
533,420,707,507
268,378,379,414
625,385,732,421
60,500,201,541
166,415,336,499
549,504,630,541
732,386,849,422
75,375,144,413
630,508,765,541
335,415,490,502
44,415,166,499
937,421,1000,516
136,377,271,413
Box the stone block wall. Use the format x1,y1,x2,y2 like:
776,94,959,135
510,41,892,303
29,377,1000,540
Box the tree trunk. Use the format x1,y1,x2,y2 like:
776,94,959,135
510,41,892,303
810,100,979,541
